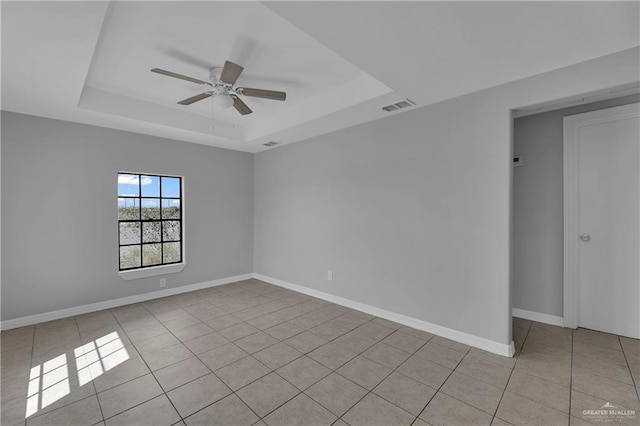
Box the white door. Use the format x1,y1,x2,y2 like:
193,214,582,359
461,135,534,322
564,103,640,339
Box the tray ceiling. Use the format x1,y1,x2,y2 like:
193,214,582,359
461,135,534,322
2,1,638,153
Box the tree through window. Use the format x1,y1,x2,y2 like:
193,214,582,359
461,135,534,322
118,173,182,270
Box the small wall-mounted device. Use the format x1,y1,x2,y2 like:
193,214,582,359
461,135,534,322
513,156,524,167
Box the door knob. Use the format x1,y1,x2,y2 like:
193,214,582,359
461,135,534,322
580,234,591,242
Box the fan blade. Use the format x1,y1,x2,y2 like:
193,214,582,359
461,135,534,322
231,95,252,115
151,68,210,85
238,87,286,101
177,92,212,105
220,60,244,85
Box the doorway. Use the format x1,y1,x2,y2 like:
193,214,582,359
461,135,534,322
511,92,640,341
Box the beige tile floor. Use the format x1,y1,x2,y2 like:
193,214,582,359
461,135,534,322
1,279,639,426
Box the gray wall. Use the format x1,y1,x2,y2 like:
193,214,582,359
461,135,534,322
1,112,254,321
512,94,639,317
254,90,514,345
254,48,639,346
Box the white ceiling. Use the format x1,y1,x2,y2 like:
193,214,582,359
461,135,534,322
2,1,638,153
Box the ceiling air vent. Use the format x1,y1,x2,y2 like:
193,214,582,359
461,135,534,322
382,98,416,112
263,141,279,147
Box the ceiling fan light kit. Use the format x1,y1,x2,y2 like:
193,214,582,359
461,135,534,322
151,60,287,116
212,87,234,110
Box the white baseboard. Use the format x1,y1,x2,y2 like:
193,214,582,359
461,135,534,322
512,307,564,327
2,271,518,358
254,273,515,358
0,273,253,331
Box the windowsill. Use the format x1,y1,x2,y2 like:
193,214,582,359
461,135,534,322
118,262,186,281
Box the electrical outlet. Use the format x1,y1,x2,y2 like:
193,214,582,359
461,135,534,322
159,278,167,289
327,271,333,281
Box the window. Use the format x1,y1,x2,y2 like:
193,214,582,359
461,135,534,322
118,173,182,271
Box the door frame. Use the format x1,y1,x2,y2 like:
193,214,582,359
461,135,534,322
562,102,640,329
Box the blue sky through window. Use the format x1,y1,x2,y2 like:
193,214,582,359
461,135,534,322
117,174,140,197
141,176,159,197
118,174,180,198
161,177,180,198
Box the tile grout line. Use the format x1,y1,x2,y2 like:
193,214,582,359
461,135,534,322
23,321,37,426
258,326,381,422
178,308,422,422
409,342,472,426
175,284,333,423
14,287,484,425
568,328,574,425
22,319,103,425
326,330,434,425
110,306,186,424
21,286,309,423
132,283,340,424
330,328,434,424
618,336,640,401
435,359,511,421
487,319,532,425
75,316,107,425
14,282,631,426
518,323,579,424
11,283,471,426
134,292,269,424
115,295,271,421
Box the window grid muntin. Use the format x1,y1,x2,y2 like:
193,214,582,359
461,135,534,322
118,173,182,271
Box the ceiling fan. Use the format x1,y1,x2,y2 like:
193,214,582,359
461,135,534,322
151,60,286,115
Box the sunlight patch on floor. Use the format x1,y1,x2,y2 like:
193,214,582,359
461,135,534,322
25,331,129,418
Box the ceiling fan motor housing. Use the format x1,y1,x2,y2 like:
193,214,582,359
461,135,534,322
216,86,231,96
